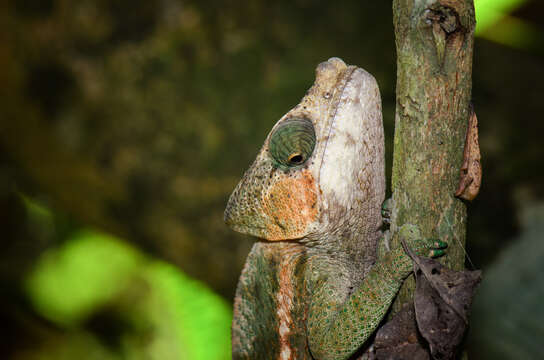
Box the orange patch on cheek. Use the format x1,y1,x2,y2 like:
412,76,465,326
261,170,318,240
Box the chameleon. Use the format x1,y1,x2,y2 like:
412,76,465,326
224,57,446,360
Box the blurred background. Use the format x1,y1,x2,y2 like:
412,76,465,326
1,0,543,359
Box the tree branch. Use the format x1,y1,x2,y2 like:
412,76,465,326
390,0,476,314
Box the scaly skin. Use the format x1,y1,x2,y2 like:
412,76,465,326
225,58,444,360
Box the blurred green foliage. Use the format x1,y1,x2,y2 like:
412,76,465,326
475,0,541,49
24,220,230,359
475,0,527,31
26,230,143,327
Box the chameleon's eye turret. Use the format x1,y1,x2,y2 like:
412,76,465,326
269,117,316,170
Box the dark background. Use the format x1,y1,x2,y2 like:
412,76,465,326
1,1,543,359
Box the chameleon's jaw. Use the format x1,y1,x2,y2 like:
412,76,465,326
224,158,319,241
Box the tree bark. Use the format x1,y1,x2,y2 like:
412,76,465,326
390,0,476,314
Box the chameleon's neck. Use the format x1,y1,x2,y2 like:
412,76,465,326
301,198,384,276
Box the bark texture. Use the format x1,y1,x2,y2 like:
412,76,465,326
390,0,476,313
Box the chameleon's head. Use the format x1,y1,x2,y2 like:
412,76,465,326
224,58,385,241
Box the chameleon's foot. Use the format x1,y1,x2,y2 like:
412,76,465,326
399,224,447,258
427,240,448,258
410,238,448,258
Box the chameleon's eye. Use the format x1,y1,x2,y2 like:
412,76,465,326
269,117,316,169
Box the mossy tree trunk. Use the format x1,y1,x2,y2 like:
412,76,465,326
390,0,476,314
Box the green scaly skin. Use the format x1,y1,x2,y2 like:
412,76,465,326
307,231,446,360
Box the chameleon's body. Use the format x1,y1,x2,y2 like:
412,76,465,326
225,58,442,360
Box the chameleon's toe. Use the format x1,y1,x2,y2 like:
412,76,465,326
429,249,446,258
433,240,448,249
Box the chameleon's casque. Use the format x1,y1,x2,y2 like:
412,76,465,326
224,58,442,360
